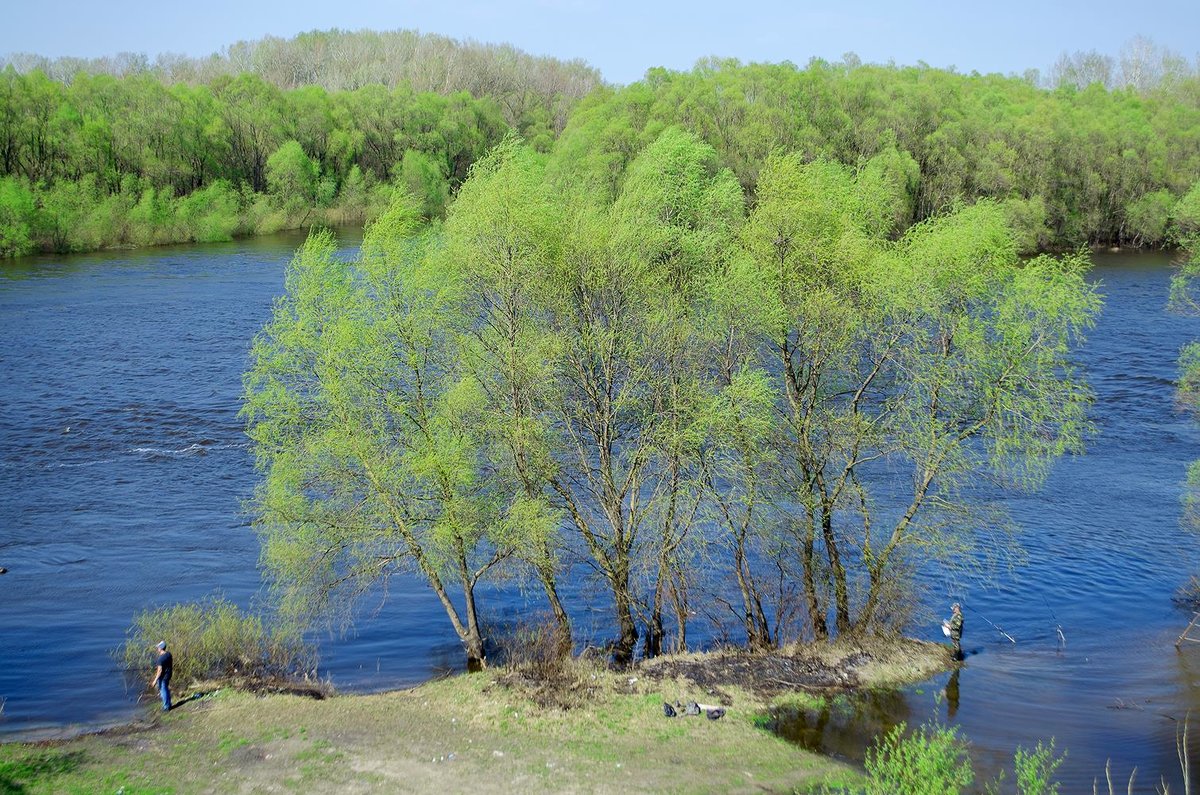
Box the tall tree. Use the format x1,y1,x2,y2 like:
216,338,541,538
244,199,508,668
440,137,572,643
541,127,742,660
741,154,1100,637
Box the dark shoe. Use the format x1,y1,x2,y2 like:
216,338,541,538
663,702,677,718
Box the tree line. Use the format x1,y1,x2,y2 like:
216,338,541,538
243,131,1099,666
1,28,602,129
0,69,517,256
3,35,1199,260
547,55,1200,251
0,29,601,258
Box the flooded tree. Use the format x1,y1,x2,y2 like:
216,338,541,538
735,154,1100,639
244,202,506,669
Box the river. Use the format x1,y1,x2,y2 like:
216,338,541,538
1,234,1199,791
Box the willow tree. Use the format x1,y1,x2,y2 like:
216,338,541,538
243,199,509,668
1170,190,1200,526
540,127,743,660
439,136,573,643
738,154,1099,639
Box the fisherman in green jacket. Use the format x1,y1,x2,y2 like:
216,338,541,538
944,603,964,660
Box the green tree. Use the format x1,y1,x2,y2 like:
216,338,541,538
1125,189,1175,245
396,148,449,219
244,203,506,668
0,176,35,256
437,137,576,643
265,139,319,216
741,155,1100,638
539,127,743,659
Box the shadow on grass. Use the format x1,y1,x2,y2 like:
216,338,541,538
0,750,86,794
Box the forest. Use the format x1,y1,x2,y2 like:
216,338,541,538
1,29,1200,258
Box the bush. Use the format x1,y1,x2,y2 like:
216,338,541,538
1126,189,1175,246
861,722,974,795
1013,740,1064,795
822,721,1067,795
492,613,572,680
1174,181,1200,241
0,177,37,257
128,186,177,247
174,180,240,242
119,597,315,690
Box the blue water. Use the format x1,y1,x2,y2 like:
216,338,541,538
2,239,1199,791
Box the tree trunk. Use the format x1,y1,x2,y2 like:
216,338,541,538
800,514,827,640
735,533,773,650
536,557,572,647
613,570,639,664
669,569,689,654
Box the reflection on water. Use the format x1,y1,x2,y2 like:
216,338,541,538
766,688,912,762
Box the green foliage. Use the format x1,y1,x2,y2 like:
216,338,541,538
552,59,1200,249
245,124,1098,662
397,148,450,219
1126,189,1175,245
1012,740,1065,795
0,176,35,256
1172,239,1200,529
4,51,1200,256
174,179,240,242
1002,195,1051,254
1174,181,1200,240
861,722,974,794
824,726,1066,795
265,140,319,212
118,597,313,687
244,211,502,664
0,65,515,256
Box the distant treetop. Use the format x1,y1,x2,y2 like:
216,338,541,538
1,28,604,124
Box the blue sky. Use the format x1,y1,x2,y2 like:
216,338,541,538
3,0,1198,84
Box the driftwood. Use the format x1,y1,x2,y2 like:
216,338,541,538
1176,612,1200,648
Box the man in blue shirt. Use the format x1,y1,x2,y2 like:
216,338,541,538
151,641,173,712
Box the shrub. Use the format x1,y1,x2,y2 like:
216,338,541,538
1013,740,1064,795
491,614,571,677
1126,189,1175,246
1174,181,1200,241
174,180,239,242
861,722,974,795
127,187,177,247
119,597,315,690
0,177,37,257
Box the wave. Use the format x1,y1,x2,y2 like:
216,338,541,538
130,442,248,457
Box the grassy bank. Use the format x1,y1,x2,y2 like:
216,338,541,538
0,639,950,794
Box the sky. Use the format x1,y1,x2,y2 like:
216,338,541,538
2,0,1199,85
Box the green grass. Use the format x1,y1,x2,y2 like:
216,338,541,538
0,659,884,794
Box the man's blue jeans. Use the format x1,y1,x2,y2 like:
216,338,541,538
158,679,171,711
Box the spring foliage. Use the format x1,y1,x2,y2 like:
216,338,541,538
119,597,313,687
244,131,1099,663
4,37,1200,257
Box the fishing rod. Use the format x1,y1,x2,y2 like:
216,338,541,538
967,606,1017,644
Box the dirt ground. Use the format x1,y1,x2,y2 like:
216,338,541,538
0,637,951,794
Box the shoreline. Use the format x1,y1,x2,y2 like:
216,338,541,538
0,637,953,793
